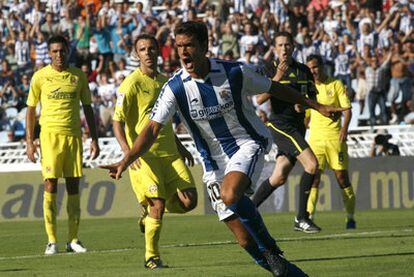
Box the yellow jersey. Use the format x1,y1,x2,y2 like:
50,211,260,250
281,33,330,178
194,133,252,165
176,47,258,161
27,65,91,136
309,77,351,140
113,68,178,158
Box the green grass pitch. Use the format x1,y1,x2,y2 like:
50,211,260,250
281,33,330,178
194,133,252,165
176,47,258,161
0,209,413,276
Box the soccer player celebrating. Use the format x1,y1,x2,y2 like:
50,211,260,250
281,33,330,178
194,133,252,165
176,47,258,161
252,32,321,233
25,35,100,255
101,22,345,277
305,55,356,229
112,34,198,269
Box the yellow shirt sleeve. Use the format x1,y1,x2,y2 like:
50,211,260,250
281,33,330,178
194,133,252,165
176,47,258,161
336,80,351,108
79,72,92,105
113,81,136,122
27,73,41,107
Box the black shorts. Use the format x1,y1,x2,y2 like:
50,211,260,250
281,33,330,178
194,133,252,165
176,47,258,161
267,121,309,165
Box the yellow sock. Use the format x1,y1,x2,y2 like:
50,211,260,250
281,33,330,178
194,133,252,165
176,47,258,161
67,194,80,243
342,186,356,220
307,187,319,218
165,195,186,214
43,191,57,243
145,217,162,261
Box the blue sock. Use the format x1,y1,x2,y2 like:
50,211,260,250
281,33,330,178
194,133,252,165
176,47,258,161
244,243,271,271
228,195,276,251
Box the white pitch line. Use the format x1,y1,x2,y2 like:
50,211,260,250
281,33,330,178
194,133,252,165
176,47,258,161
0,229,412,261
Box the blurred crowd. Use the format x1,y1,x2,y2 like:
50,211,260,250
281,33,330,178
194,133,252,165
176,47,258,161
0,0,414,143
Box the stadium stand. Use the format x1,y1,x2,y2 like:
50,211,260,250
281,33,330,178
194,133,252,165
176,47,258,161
0,0,412,168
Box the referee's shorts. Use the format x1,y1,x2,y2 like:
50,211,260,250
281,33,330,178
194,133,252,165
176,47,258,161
267,121,309,165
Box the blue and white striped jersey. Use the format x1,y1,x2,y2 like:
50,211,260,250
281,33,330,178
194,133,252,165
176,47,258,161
150,58,273,172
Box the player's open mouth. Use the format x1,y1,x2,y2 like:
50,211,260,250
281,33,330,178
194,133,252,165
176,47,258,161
182,58,193,69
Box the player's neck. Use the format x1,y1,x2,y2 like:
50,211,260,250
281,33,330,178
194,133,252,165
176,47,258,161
141,65,158,79
316,74,328,84
51,64,68,72
189,57,210,80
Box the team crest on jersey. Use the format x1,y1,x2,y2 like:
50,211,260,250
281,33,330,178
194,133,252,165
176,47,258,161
327,89,334,97
148,184,158,194
70,76,78,85
219,90,232,101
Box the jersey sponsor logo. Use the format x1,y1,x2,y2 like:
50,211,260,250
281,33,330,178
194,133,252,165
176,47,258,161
47,88,76,100
189,100,234,121
190,98,199,104
219,89,232,101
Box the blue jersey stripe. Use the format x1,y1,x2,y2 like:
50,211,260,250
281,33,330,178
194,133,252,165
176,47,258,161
168,73,218,171
247,147,262,178
219,61,268,149
196,81,239,157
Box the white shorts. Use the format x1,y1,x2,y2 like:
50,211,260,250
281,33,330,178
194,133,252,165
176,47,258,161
204,142,265,221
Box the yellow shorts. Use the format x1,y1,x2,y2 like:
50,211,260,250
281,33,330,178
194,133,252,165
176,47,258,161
40,131,83,180
128,167,145,204
309,139,348,171
130,156,195,205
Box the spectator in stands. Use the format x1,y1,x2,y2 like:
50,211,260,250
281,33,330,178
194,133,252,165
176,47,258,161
41,12,59,37
355,69,368,115
388,41,413,124
58,8,74,41
370,134,400,157
0,60,14,87
0,79,18,109
16,74,30,111
14,30,31,75
97,71,116,136
0,0,412,135
365,52,392,126
74,14,91,62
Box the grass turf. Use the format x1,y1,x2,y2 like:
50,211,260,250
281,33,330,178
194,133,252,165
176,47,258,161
0,209,413,276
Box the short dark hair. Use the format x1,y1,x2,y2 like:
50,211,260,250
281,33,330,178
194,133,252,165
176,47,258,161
274,31,294,44
174,21,208,49
134,33,159,50
47,35,68,50
307,54,323,65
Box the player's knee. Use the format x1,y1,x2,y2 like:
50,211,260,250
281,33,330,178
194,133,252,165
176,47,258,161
44,179,57,193
269,174,287,187
220,189,237,206
149,199,166,219
304,159,318,175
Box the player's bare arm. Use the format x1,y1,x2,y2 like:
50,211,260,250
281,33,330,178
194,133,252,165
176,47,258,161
112,119,141,170
268,81,349,118
339,109,352,143
83,104,100,159
175,135,194,167
25,105,38,163
100,120,163,179
255,93,272,105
